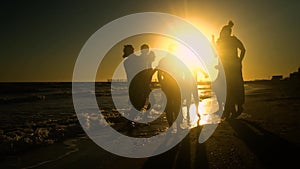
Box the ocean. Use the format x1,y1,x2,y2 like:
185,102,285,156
0,81,290,156
0,82,216,155
1,81,299,168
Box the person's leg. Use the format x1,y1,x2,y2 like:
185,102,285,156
173,96,182,131
231,104,243,119
223,76,232,120
231,64,245,119
166,88,182,131
186,96,192,126
223,100,231,119
164,94,174,127
143,70,153,111
165,111,174,127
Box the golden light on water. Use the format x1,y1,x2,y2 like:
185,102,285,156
182,97,221,128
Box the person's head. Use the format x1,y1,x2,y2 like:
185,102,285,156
122,45,134,58
220,20,234,38
140,44,149,55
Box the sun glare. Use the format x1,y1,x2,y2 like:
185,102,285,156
153,37,213,82
150,16,219,82
109,16,219,83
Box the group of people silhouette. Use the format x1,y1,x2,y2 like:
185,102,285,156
122,20,246,130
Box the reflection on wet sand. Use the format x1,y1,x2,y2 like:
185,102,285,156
181,96,221,129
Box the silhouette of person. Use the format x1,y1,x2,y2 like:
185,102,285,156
123,45,142,82
123,45,153,121
140,44,156,69
216,21,246,119
122,45,150,113
139,44,156,109
156,46,198,131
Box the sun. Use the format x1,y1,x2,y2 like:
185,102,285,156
153,33,217,82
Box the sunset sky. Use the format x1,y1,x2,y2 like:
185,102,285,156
1,0,299,82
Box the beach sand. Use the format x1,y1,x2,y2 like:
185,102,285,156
0,81,299,169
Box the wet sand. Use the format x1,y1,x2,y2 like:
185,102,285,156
0,81,299,169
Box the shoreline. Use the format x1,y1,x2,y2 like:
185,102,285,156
0,80,299,168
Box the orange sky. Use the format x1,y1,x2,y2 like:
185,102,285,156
1,1,299,82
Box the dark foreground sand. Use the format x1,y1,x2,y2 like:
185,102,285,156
1,81,299,169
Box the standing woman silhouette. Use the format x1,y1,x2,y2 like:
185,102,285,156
216,21,246,119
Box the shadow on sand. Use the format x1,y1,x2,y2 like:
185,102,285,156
142,127,209,169
229,119,299,169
